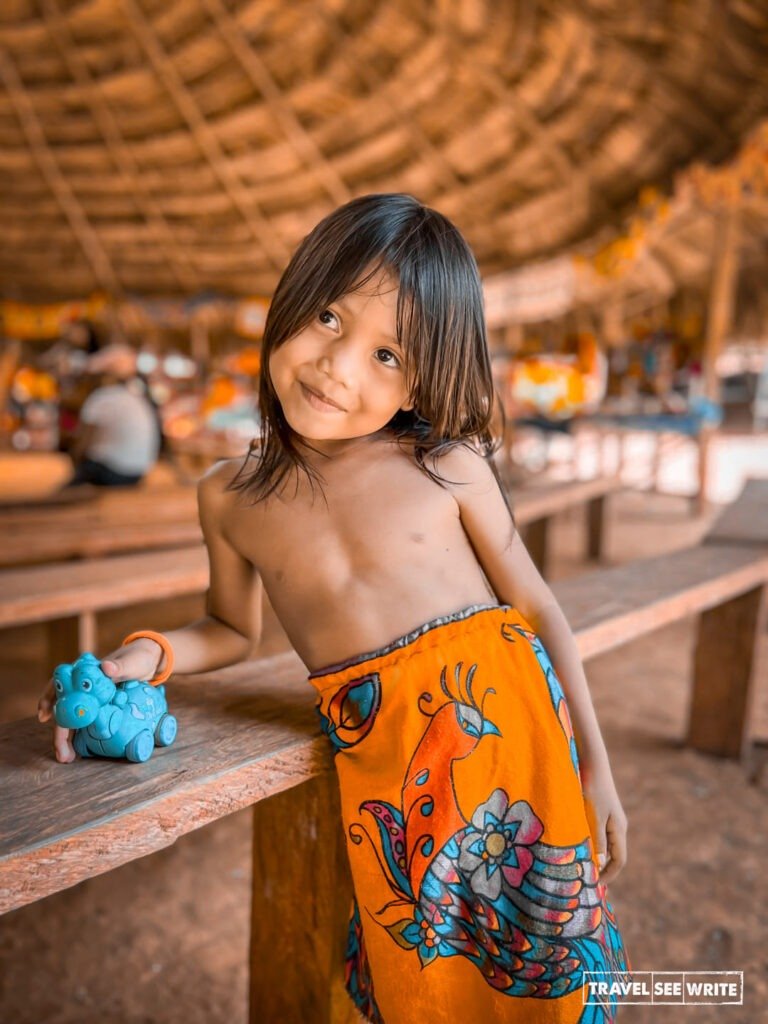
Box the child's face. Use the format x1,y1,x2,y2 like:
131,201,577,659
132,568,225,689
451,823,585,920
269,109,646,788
269,269,413,451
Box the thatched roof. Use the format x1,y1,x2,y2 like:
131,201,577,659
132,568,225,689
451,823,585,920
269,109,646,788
2,0,768,302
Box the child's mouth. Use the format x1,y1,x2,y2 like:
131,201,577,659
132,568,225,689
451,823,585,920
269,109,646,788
299,382,346,413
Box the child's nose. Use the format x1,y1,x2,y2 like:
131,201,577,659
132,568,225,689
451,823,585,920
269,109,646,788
317,339,359,386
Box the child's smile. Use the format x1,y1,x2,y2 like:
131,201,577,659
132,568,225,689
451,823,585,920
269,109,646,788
269,269,413,453
298,379,348,413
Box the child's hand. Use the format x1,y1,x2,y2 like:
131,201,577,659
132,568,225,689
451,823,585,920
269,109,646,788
99,637,164,685
37,638,164,764
583,772,628,887
37,680,75,764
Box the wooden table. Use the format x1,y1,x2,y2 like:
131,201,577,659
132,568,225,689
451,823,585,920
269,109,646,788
0,486,201,567
511,475,622,575
0,546,209,671
0,451,73,503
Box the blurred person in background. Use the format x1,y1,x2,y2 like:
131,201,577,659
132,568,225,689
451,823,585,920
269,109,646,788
67,343,162,487
40,318,105,454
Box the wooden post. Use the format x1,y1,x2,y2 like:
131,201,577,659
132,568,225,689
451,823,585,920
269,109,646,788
45,612,97,676
586,495,605,562
703,210,740,403
523,518,549,577
0,339,21,449
249,771,353,1024
687,585,766,759
694,424,715,518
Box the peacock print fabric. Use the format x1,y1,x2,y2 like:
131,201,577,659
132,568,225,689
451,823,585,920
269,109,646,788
309,604,631,1024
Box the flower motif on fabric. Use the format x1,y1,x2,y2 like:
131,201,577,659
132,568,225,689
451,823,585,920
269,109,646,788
458,789,543,901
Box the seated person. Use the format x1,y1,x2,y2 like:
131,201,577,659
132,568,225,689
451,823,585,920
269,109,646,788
68,345,161,487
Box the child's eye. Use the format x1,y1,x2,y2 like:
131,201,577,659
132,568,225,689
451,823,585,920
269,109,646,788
374,348,401,368
318,309,339,330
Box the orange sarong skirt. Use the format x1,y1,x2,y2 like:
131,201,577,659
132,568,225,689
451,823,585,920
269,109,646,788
309,604,631,1024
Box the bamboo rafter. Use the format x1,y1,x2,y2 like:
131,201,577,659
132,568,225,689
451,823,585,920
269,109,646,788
201,0,351,207
41,0,201,293
120,0,290,270
0,46,120,295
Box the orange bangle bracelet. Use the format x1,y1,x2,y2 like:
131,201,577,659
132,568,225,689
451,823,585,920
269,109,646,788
122,630,175,686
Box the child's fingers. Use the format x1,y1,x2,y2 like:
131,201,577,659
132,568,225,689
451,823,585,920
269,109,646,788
37,679,74,762
37,680,55,722
100,640,161,683
599,814,628,886
53,723,76,764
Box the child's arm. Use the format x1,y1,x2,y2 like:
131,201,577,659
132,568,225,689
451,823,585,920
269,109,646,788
104,463,262,676
38,462,263,762
440,446,628,885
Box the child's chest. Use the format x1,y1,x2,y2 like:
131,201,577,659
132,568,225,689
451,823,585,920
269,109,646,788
227,454,464,590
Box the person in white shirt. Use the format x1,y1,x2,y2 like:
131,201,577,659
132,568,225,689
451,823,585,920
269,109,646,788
68,345,162,487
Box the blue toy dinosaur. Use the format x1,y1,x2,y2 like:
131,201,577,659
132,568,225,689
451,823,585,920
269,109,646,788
52,652,178,762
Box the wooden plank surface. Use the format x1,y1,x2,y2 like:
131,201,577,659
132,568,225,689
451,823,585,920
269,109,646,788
511,475,621,525
556,543,768,660
0,546,208,628
0,486,201,567
705,478,768,547
0,651,321,913
0,484,197,527
0,520,203,567
3,541,768,914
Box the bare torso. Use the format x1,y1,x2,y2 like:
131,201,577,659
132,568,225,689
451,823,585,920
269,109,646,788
218,435,497,672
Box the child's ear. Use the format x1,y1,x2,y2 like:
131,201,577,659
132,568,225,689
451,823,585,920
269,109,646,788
401,395,415,412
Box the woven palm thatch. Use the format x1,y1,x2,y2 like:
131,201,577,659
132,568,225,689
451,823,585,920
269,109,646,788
1,0,768,302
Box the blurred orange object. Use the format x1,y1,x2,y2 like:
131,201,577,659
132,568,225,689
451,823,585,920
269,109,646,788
223,347,261,376
12,366,58,402
508,333,607,419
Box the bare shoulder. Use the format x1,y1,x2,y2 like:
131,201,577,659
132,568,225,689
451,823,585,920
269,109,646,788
197,457,250,516
430,443,498,498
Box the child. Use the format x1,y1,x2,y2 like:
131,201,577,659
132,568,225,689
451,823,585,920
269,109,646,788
39,194,630,1023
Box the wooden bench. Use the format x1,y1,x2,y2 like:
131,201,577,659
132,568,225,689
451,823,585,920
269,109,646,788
705,477,768,548
0,546,209,674
511,475,622,575
0,486,201,567
2,537,766,1021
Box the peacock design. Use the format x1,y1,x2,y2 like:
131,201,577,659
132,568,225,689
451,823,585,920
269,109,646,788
501,621,581,777
343,657,629,1023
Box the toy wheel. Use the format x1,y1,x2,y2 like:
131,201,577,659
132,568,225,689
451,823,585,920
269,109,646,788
125,730,154,763
155,713,177,747
73,730,91,758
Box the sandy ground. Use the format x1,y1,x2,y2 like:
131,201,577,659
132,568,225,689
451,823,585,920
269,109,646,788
1,475,767,1023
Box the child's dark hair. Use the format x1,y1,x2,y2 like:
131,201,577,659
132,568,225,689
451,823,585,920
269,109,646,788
230,193,503,503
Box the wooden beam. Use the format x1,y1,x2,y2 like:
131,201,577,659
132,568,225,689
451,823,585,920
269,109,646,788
0,47,121,295
120,0,290,271
41,0,201,293
704,209,740,401
202,0,351,208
